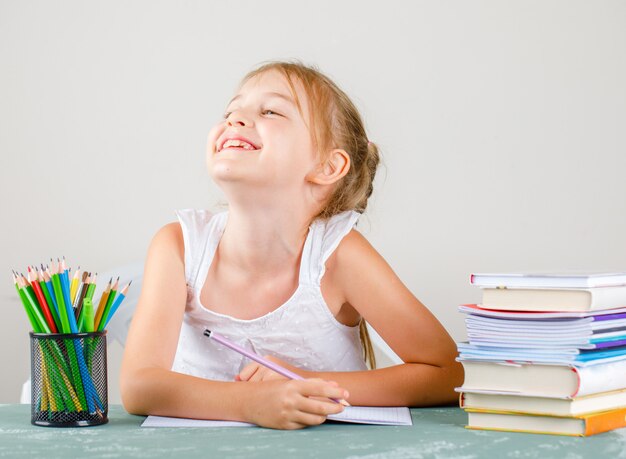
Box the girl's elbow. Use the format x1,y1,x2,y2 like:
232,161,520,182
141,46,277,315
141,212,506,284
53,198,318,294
420,359,464,406
438,359,464,405
447,358,464,388
119,368,151,415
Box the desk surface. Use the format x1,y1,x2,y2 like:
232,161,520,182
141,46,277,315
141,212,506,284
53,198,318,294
1,405,625,458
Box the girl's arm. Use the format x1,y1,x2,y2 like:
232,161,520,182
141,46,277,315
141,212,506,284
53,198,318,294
120,223,348,429
239,230,464,407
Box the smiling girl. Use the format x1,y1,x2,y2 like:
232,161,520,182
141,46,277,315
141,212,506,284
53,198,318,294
120,61,463,430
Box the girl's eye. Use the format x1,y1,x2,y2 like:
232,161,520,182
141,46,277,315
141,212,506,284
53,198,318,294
262,109,281,116
222,111,232,119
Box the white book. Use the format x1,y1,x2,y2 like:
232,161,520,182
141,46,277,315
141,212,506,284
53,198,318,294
459,304,626,319
457,358,626,397
465,314,626,332
460,389,626,417
141,406,413,428
481,286,626,312
470,272,626,289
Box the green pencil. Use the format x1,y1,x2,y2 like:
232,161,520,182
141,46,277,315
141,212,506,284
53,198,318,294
13,272,41,332
97,277,118,331
18,274,51,334
85,273,98,301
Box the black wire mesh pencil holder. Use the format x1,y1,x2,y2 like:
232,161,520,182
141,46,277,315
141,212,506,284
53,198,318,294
30,331,108,427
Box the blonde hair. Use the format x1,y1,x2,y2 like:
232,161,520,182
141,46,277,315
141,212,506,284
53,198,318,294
241,61,380,368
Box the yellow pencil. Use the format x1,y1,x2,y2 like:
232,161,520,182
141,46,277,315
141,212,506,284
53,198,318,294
70,266,81,304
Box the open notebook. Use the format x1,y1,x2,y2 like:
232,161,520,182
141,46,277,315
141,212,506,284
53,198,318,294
142,406,412,427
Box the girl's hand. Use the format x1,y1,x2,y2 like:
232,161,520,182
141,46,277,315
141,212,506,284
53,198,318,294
236,355,303,382
242,378,349,430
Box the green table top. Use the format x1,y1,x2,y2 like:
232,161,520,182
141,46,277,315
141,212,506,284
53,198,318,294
1,404,625,458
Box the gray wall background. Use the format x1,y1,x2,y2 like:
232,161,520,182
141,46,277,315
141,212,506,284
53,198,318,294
1,0,625,404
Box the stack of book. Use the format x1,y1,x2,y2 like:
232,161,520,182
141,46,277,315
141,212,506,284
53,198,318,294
456,272,626,436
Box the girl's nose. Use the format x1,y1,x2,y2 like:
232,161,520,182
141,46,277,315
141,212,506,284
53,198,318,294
227,110,253,127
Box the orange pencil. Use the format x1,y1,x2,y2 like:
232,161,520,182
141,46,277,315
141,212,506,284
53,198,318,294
96,277,118,330
93,278,112,330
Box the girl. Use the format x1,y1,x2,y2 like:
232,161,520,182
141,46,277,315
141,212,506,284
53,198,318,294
120,61,463,430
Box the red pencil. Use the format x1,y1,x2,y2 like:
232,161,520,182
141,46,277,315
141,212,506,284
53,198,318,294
28,266,58,333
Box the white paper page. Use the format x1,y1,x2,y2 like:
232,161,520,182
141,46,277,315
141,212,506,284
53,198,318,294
142,416,254,427
141,406,412,428
327,406,412,425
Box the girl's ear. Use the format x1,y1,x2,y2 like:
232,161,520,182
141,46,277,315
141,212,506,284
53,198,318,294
307,149,350,185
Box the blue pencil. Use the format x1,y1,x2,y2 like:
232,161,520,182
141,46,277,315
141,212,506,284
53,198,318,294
43,276,59,318
102,282,131,329
60,270,78,333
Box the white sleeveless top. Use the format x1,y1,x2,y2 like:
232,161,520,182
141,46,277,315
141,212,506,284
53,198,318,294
171,209,368,381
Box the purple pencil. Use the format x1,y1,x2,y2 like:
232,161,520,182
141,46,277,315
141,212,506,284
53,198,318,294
203,329,347,405
204,329,304,380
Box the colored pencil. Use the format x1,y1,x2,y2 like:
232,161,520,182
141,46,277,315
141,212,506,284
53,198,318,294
28,267,58,333
51,266,70,334
102,281,131,329
97,277,119,331
203,329,348,405
19,273,51,333
73,271,89,319
85,273,98,302
93,278,112,331
70,266,81,305
13,271,40,332
58,259,78,333
41,266,60,321
37,267,60,330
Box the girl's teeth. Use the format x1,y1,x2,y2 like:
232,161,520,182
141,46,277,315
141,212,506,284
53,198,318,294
223,139,255,150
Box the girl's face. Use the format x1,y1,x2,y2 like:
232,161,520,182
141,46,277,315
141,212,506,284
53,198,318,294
206,70,319,194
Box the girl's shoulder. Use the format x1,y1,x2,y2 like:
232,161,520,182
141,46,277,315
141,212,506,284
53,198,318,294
331,229,381,269
149,222,185,261
322,228,384,288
